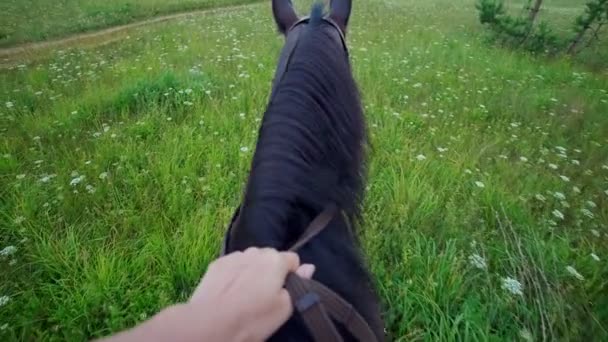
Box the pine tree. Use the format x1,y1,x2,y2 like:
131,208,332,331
567,0,608,54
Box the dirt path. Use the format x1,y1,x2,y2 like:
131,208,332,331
0,3,256,68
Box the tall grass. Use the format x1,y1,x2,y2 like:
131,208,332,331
0,0,263,47
0,0,607,340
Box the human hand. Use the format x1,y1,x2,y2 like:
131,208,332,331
99,247,314,342
189,247,315,341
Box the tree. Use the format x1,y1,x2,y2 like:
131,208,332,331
475,0,607,56
567,0,608,54
527,0,544,25
475,0,557,53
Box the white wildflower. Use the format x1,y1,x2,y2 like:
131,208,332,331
184,88,193,94
16,174,26,180
586,200,597,208
566,266,584,280
39,174,56,183
5,101,14,108
591,229,600,237
99,172,108,180
464,169,472,174
520,328,533,342
437,147,448,153
85,185,96,194
581,209,594,219
0,296,10,307
474,181,485,188
561,201,570,208
590,253,600,262
552,209,564,220
0,246,17,257
240,146,249,153
70,175,84,186
501,277,523,296
548,163,558,170
520,156,528,162
468,254,487,270
553,192,566,200
415,154,426,161
571,159,580,165
14,216,25,224
559,175,570,182
572,186,581,194
534,194,546,202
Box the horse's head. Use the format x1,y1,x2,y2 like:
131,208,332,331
272,0,352,34
271,0,352,94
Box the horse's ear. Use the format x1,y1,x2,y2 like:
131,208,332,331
272,0,299,34
329,0,352,33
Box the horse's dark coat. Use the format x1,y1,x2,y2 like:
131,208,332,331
226,3,383,341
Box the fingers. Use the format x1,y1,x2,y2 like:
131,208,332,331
278,251,300,273
295,264,316,279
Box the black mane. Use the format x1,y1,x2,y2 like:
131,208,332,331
229,9,383,341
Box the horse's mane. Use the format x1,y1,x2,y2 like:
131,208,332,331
230,6,383,340
237,12,366,249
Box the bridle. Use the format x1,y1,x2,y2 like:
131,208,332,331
220,204,378,342
271,15,349,97
219,16,378,342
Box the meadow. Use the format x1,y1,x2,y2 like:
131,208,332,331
1,0,607,340
0,0,261,47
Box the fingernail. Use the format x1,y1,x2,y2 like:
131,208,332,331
297,264,316,279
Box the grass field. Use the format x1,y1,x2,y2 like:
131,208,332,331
0,0,262,47
1,0,607,340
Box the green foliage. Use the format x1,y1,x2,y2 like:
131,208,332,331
0,0,263,47
475,0,559,53
1,0,608,340
568,0,608,54
475,0,504,25
476,0,608,55
575,0,608,31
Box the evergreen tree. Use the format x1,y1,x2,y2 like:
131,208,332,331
567,0,608,54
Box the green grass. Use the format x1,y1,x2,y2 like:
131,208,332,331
0,0,262,47
1,0,607,340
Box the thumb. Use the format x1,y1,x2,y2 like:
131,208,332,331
295,264,316,279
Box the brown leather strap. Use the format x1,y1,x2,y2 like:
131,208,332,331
289,204,337,252
286,273,343,342
284,205,378,342
222,203,378,341
285,274,378,342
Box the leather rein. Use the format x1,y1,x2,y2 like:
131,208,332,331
220,204,378,342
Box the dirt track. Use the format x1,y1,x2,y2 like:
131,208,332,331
0,3,254,68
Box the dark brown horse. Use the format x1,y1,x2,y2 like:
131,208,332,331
223,1,384,340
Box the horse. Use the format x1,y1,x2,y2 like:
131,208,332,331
222,1,384,340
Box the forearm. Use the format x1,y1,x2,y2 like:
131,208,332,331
97,304,239,342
